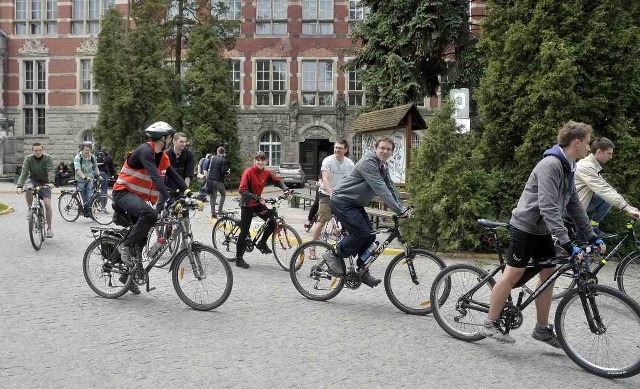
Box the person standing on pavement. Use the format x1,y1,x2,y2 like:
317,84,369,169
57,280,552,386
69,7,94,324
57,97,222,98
309,140,354,243
16,143,56,238
96,147,116,207
324,137,411,287
197,153,212,198
235,151,291,269
207,146,229,218
165,132,195,192
74,144,101,217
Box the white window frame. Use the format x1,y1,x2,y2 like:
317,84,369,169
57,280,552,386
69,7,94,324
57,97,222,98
14,0,57,36
78,58,99,106
71,0,114,35
301,59,334,107
212,0,241,20
302,0,333,36
346,65,365,106
230,59,241,106
348,0,368,20
259,131,282,166
21,59,47,135
254,59,287,107
256,0,287,36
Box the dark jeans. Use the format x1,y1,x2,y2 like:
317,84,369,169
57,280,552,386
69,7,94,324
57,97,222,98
307,190,320,222
236,205,275,259
207,180,226,215
587,193,613,223
99,171,109,207
330,199,375,259
113,190,158,249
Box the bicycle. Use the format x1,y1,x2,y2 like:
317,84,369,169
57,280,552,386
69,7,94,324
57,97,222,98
141,201,193,269
319,214,347,244
58,177,114,225
211,195,302,271
25,186,47,250
82,195,233,311
289,212,447,315
429,219,640,378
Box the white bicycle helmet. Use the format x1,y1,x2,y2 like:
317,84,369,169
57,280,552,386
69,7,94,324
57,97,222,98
145,121,176,141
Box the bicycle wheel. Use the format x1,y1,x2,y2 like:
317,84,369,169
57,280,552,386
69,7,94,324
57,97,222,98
58,192,80,222
272,222,302,271
617,252,640,303
430,263,496,342
555,285,640,378
172,243,233,311
82,236,131,298
28,206,44,250
383,249,447,315
289,240,344,301
143,226,180,268
90,194,114,225
211,216,239,256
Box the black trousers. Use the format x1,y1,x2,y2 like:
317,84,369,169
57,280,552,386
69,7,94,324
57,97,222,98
236,205,275,259
113,190,158,249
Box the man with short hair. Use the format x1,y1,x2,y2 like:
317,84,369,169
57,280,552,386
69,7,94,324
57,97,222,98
165,132,195,192
197,153,212,198
207,146,229,217
574,137,640,232
481,121,605,346
74,144,101,217
96,147,116,207
16,143,55,238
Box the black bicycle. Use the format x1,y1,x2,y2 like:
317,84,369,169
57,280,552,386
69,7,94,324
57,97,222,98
26,186,46,250
58,177,113,225
430,219,640,378
211,195,302,271
82,196,233,311
289,212,447,315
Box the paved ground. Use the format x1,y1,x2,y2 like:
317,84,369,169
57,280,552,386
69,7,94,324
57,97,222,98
1,183,639,388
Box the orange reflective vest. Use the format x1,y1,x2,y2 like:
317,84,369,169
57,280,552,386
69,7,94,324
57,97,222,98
113,142,171,204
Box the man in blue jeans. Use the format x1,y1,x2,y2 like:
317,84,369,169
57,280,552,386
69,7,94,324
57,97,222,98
74,144,101,217
324,136,411,287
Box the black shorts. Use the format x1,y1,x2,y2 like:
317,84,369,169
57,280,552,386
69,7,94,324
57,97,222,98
506,225,556,268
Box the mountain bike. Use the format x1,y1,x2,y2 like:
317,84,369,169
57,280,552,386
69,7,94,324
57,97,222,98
141,201,194,269
211,195,302,271
82,195,233,311
429,223,640,378
58,177,113,225
289,212,447,315
26,186,46,250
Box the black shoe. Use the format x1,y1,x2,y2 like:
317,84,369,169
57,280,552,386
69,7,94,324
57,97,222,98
303,222,312,232
236,257,250,269
361,271,381,288
227,257,236,262
256,242,273,254
118,275,141,295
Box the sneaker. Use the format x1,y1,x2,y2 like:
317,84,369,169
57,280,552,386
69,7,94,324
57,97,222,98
46,228,54,238
303,222,312,232
118,245,134,267
480,319,516,344
256,241,273,254
361,271,381,288
118,275,140,295
532,324,561,349
322,250,344,275
236,257,250,269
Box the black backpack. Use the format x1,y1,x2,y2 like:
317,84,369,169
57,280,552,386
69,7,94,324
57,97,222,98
96,151,106,165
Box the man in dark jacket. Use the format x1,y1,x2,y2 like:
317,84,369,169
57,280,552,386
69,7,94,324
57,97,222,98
97,147,116,207
207,146,228,217
165,132,195,192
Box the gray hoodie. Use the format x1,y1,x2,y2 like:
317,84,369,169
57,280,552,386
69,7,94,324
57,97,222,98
510,144,595,246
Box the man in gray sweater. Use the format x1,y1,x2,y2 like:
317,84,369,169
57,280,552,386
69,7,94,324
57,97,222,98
481,121,605,346
324,136,411,287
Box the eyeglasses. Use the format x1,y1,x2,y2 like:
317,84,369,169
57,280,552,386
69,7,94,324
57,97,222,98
377,146,393,151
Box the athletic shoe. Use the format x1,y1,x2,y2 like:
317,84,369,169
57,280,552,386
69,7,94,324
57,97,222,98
322,250,344,275
480,319,516,344
46,228,54,238
532,324,561,348
256,241,273,254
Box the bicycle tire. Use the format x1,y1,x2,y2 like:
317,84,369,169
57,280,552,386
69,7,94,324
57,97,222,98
616,252,640,303
90,194,114,225
172,243,233,311
555,285,640,378
211,216,240,256
58,192,80,222
430,263,496,342
383,249,447,315
289,240,344,301
272,222,302,271
82,235,131,299
28,206,43,250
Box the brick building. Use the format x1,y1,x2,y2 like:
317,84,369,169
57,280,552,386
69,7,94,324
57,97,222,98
0,0,486,177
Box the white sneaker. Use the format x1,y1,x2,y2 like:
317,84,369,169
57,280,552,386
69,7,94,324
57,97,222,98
46,228,54,238
480,319,515,344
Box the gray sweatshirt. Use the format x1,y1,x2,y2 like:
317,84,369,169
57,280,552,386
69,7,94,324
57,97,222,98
331,153,407,215
510,144,595,246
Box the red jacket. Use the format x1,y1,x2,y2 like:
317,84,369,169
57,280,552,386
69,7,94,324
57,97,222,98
238,165,286,207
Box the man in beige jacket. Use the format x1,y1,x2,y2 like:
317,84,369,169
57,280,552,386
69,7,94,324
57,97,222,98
575,137,640,232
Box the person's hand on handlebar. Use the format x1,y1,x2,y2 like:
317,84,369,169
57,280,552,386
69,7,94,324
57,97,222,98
282,189,292,199
400,206,413,218
562,243,584,262
592,238,606,255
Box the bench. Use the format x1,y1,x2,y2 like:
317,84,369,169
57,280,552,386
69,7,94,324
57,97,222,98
292,191,317,210
364,207,397,228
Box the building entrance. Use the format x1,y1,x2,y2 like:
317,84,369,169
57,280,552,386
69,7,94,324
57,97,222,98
299,139,333,181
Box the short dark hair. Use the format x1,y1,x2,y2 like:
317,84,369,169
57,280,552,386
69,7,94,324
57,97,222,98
557,121,593,147
32,143,43,149
80,144,91,151
217,146,226,155
375,136,395,151
336,139,349,149
174,132,187,140
590,137,615,154
254,151,267,161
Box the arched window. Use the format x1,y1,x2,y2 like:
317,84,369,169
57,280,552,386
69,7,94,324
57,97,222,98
411,131,421,149
259,131,281,166
82,130,94,148
351,133,362,161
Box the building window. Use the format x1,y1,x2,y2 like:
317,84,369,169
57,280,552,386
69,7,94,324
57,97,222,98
72,0,114,35
411,132,421,149
79,59,99,105
256,0,287,35
259,131,281,166
302,0,333,35
82,130,94,146
348,0,367,20
14,0,57,36
301,60,333,107
351,133,362,161
22,59,47,135
255,60,287,106
213,0,241,20
230,59,241,105
347,70,364,106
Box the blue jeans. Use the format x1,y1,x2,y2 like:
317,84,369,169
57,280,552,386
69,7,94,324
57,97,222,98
77,179,94,214
330,199,375,259
99,171,109,206
587,193,612,223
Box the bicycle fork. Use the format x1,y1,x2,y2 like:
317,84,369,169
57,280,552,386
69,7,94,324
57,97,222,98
577,283,607,335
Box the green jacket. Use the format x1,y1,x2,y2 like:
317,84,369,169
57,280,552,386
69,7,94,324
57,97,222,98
17,154,55,186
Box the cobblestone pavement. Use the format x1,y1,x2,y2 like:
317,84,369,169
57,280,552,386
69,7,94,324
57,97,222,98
1,185,639,388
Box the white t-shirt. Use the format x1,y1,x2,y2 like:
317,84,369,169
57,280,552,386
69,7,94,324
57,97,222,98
319,154,354,195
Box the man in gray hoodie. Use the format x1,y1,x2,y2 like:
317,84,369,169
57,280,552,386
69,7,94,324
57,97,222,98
481,121,605,346
324,136,411,287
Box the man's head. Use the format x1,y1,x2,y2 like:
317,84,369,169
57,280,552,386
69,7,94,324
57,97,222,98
333,139,348,159
217,146,226,156
374,136,395,163
32,143,43,158
173,132,188,152
557,121,593,160
591,137,615,165
254,151,267,170
80,144,91,158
